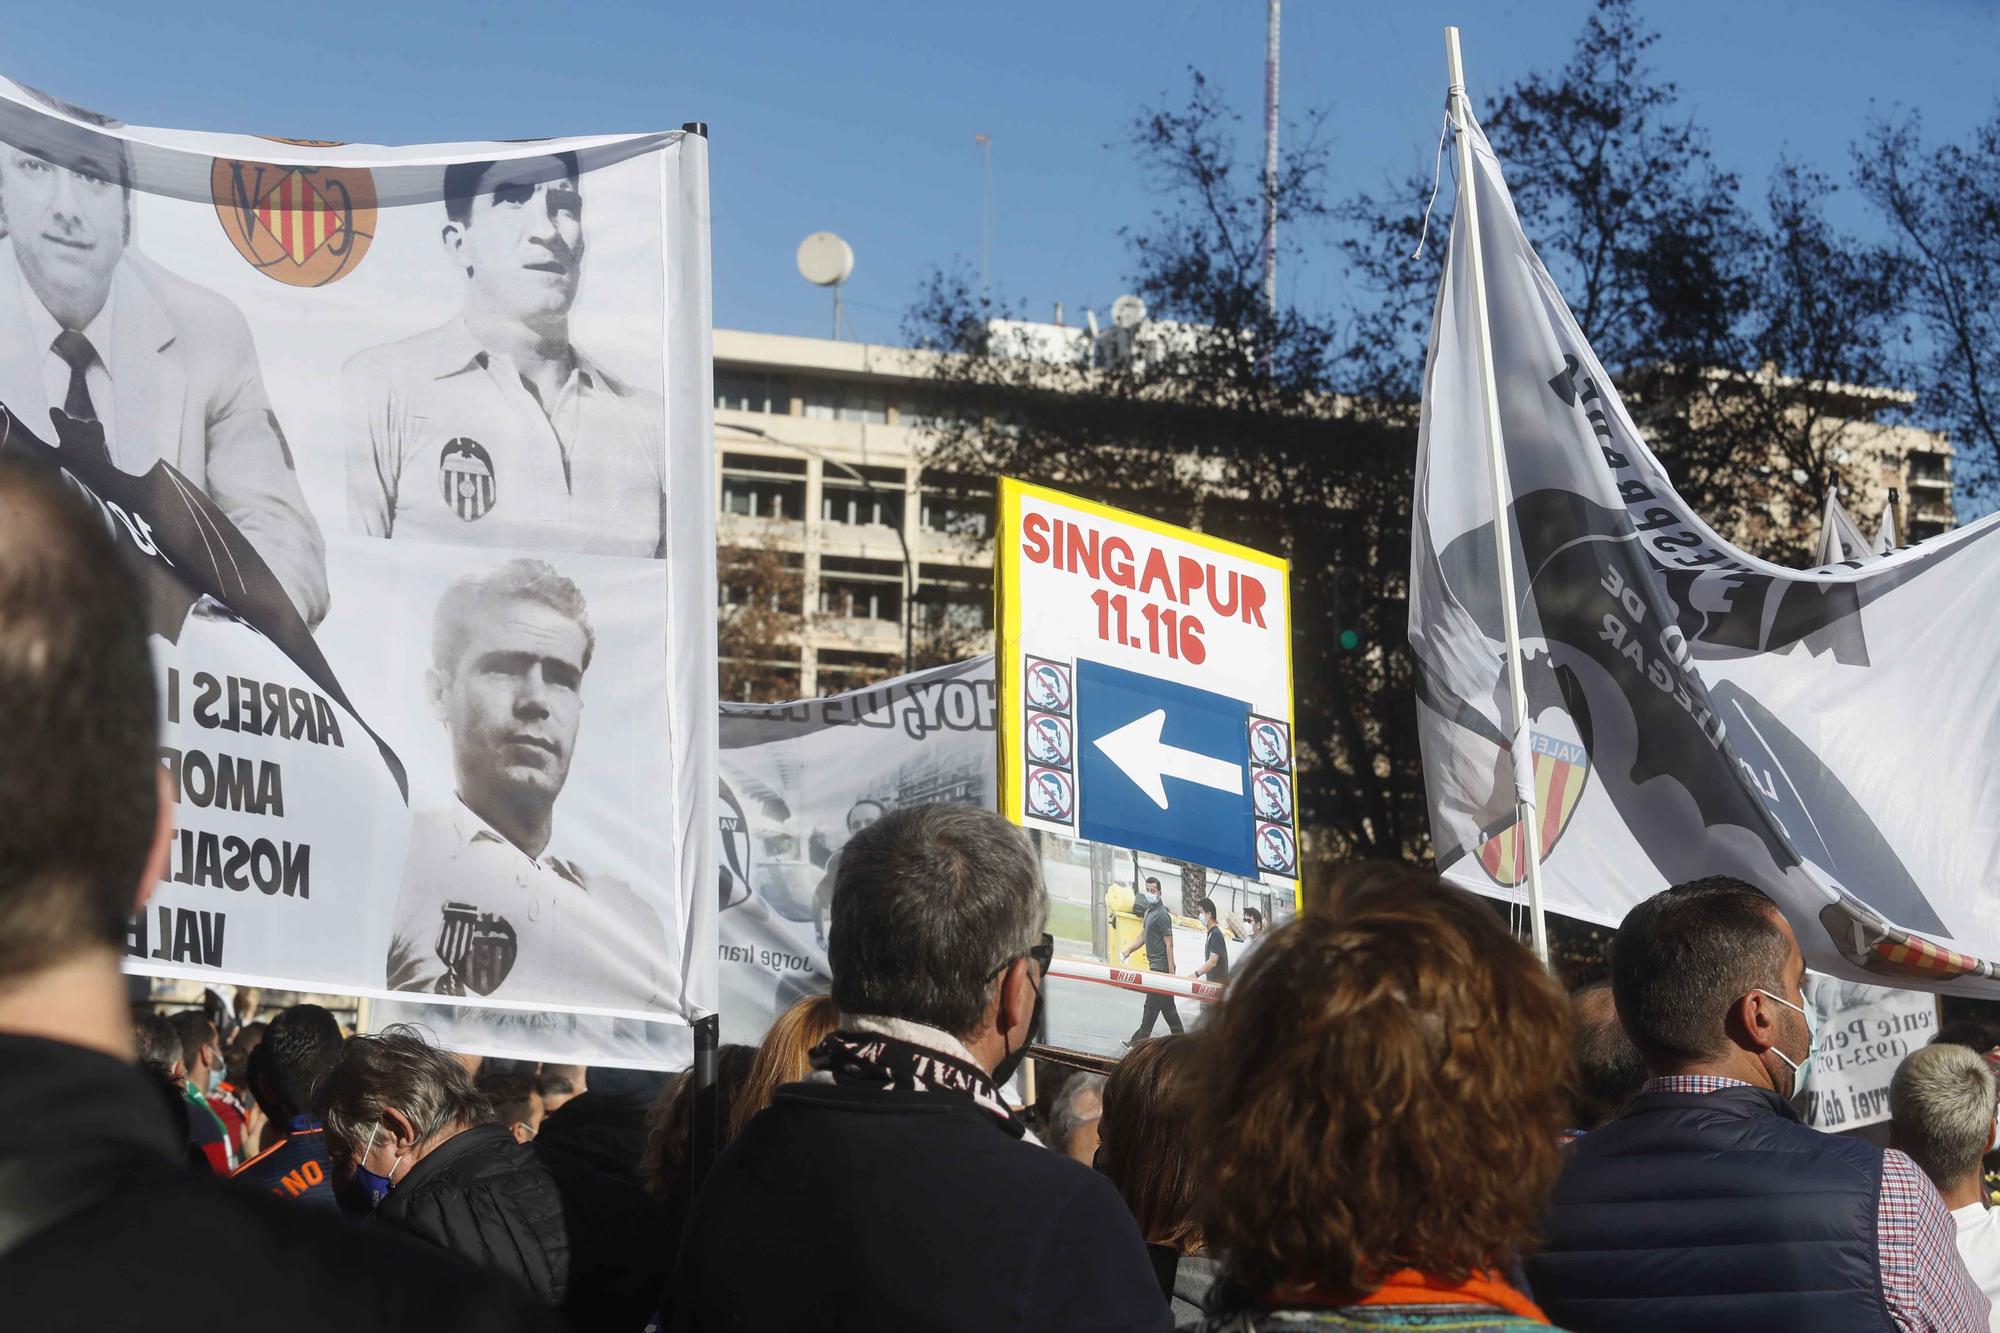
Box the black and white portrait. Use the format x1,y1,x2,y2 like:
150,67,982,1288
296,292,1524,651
0,110,329,625
344,152,667,556
382,557,677,1012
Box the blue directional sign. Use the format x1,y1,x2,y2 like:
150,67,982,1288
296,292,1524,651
1076,659,1255,875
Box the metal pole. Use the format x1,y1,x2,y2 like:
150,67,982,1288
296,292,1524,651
1261,0,1280,317
689,1012,720,1192
1445,27,1549,964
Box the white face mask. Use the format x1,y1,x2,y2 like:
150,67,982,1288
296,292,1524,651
1755,986,1817,1096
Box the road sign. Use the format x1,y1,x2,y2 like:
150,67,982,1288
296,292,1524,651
997,479,1295,888
1077,660,1254,873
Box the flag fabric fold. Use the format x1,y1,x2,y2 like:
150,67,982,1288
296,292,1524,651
1411,110,2000,992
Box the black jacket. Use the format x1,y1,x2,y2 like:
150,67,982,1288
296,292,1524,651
380,1122,671,1331
535,1066,668,1187
673,1077,1169,1332
0,1033,560,1333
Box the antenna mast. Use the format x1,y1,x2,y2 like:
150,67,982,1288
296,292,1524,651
1261,0,1280,317
974,132,993,306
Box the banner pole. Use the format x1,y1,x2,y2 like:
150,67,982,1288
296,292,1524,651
690,1012,720,1192
1445,27,1550,965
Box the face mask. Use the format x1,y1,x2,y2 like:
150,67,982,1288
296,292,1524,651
990,966,1045,1089
206,1060,226,1096
339,1123,402,1215
1756,986,1817,1096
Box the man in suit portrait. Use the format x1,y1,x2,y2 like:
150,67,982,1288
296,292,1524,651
0,110,329,627
345,152,667,557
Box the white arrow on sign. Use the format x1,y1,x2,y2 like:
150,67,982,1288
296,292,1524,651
1093,708,1244,810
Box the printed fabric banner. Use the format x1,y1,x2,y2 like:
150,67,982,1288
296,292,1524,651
1800,974,1938,1132
0,78,717,1041
715,657,997,1044
1412,106,2000,993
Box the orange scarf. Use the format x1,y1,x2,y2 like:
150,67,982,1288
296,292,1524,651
1352,1270,1549,1323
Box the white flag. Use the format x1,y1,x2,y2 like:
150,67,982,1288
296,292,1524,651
1412,110,2000,992
1816,492,1878,567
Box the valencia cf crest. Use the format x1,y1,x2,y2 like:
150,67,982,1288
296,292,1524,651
1477,707,1591,888
433,901,518,996
210,159,375,287
439,438,497,522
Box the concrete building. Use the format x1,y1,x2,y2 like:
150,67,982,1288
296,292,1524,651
714,329,994,698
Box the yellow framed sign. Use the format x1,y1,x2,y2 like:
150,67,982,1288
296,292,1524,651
996,478,1297,886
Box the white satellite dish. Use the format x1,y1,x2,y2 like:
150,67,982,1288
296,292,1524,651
796,231,855,287
1110,293,1147,330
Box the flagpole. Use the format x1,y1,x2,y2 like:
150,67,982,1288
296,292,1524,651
1445,27,1550,965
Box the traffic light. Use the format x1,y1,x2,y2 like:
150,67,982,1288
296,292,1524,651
1333,567,1366,653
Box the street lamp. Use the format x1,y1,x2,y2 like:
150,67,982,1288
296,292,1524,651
719,421,917,675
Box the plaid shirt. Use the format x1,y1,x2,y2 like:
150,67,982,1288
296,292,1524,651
1642,1076,1991,1332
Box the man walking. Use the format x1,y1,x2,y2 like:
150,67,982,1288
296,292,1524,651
0,456,559,1331
1123,877,1182,1044
1527,876,1987,1331
675,804,1166,1332
1191,896,1230,987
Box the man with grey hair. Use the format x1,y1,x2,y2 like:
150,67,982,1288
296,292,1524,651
1048,1070,1107,1167
317,1026,669,1326
0,107,328,624
674,804,1166,1332
1893,1042,2000,1327
383,557,675,1013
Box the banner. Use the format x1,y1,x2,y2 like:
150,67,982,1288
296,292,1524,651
715,656,997,1044
1412,108,2000,993
1801,974,1938,1131
0,79,716,1036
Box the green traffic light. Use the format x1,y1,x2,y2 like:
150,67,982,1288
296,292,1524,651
1339,629,1360,651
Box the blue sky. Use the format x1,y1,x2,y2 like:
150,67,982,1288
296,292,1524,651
10,1,1997,346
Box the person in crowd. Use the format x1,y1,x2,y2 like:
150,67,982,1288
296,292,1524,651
1240,906,1266,962
537,1062,672,1184
674,804,1164,1332
1184,865,1574,1331
478,1058,547,1143
1124,875,1183,1043
134,1005,204,1169
640,1043,755,1251
1191,896,1231,986
537,1063,586,1115
221,1018,267,1148
0,456,559,1331
1528,876,1989,1331
233,1003,344,1206
1097,1036,1210,1322
1935,1017,2000,1059
1566,980,1645,1135
317,1025,672,1329
1891,1043,2000,1328
1048,1069,1107,1167
729,992,841,1140
345,152,667,555
169,1007,239,1172
233,985,262,1030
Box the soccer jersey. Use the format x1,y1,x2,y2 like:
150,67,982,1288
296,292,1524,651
345,319,666,556
232,1117,337,1209
384,798,677,1014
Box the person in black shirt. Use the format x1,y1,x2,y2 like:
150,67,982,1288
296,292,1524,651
1123,877,1183,1044
1192,896,1231,987
233,1003,345,1207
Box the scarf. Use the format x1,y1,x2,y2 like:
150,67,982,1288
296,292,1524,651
809,1022,1024,1136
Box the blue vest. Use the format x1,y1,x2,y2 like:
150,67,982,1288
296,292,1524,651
1525,1084,1895,1333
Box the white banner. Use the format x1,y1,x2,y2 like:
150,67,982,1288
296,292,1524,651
0,78,716,1034
1801,974,1938,1131
1413,108,2000,993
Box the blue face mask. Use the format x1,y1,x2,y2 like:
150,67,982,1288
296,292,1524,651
1757,986,1818,1096
345,1124,402,1213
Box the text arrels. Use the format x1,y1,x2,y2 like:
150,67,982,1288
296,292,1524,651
165,668,345,747
1019,513,1270,663
126,905,225,967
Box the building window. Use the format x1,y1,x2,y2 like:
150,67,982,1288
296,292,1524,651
818,555,904,622
920,481,993,539
715,370,790,415
800,379,889,424
1907,451,1951,485
720,451,806,521
817,649,899,694
918,564,993,632
821,465,907,529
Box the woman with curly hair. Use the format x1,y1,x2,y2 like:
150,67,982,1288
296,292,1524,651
1183,863,1576,1331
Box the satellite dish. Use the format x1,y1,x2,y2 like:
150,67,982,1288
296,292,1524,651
796,232,855,288
1110,293,1147,330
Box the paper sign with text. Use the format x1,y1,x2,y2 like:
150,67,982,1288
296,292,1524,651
996,479,1295,889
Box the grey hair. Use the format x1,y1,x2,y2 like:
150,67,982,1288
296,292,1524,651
432,558,595,677
1049,1072,1106,1148
1891,1041,1997,1191
313,1025,493,1163
828,804,1047,1037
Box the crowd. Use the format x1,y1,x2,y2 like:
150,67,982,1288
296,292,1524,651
7,449,2000,1333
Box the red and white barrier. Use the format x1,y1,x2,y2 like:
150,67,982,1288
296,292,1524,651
1048,956,1223,1004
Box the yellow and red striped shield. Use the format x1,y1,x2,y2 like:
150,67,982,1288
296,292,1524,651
211,158,376,287
1476,726,1589,888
